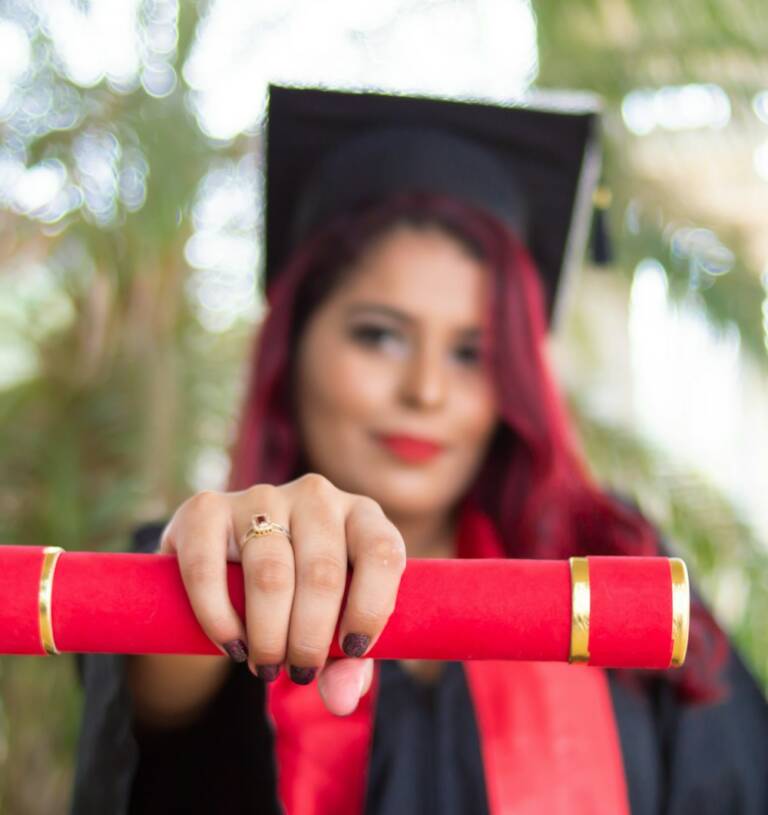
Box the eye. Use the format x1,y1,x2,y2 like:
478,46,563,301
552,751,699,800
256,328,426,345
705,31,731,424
454,345,480,365
348,323,400,347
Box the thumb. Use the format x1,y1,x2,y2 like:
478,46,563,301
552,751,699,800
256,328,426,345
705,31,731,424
317,658,374,717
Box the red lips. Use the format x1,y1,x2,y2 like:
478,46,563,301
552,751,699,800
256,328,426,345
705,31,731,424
376,434,444,463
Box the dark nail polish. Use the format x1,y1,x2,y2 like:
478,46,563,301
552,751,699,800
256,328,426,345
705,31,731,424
289,665,317,685
256,664,281,682
342,633,370,658
223,639,248,663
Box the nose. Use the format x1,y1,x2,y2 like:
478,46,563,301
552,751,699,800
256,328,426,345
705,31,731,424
399,338,447,410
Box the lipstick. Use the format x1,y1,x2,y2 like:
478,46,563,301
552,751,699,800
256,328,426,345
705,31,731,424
376,434,444,463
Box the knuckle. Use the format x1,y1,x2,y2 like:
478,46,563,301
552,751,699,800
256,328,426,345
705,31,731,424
298,472,335,499
186,490,223,515
354,601,394,626
354,494,382,514
248,556,294,594
245,482,280,505
302,554,346,594
290,638,327,662
361,535,407,572
249,639,286,664
182,555,218,589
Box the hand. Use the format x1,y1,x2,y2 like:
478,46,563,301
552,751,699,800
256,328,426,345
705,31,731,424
158,473,407,716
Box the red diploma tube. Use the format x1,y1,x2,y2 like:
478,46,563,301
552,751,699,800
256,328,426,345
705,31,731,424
0,547,688,669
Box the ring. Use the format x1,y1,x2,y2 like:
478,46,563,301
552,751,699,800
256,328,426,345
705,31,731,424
239,513,292,552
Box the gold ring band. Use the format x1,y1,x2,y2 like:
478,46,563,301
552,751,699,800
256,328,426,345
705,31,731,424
39,546,64,655
240,513,292,552
569,556,591,664
669,558,690,668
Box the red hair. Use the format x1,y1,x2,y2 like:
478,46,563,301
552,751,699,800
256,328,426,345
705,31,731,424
228,190,729,704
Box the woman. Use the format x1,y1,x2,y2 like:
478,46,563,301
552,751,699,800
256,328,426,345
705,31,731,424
70,86,768,815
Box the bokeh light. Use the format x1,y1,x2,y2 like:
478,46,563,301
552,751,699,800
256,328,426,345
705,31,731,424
183,0,538,140
622,84,731,135
184,154,263,333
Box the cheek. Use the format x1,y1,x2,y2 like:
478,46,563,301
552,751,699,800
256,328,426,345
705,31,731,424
298,334,395,433
454,376,498,444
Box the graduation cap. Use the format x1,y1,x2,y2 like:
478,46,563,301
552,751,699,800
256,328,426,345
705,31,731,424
263,83,608,329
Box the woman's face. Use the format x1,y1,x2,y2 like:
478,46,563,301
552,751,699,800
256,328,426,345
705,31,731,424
294,222,499,521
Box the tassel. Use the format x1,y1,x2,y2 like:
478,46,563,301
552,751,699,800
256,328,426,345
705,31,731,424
591,186,613,266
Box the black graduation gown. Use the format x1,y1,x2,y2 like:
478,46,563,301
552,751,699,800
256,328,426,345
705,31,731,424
69,521,768,815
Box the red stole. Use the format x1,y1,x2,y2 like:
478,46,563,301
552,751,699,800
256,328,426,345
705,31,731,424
265,501,631,815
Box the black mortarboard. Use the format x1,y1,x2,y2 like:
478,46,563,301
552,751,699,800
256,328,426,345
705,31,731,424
262,83,604,329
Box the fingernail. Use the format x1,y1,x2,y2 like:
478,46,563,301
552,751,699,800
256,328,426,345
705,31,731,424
223,639,248,663
342,633,370,658
289,665,317,685
256,664,281,682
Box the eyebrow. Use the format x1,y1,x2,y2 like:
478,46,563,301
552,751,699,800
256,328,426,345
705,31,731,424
344,302,482,338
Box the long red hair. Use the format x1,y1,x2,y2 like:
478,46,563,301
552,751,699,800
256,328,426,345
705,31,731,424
227,190,728,704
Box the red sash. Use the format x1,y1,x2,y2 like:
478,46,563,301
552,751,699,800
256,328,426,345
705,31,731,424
265,502,631,815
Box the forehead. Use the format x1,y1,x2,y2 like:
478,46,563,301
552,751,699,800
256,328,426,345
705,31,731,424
333,224,490,326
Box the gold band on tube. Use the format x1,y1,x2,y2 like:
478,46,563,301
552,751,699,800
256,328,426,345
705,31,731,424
569,556,591,664
669,558,690,668
39,546,64,656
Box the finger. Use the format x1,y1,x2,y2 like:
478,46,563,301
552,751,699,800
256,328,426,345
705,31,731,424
172,492,249,662
338,497,407,659
316,658,373,716
285,477,349,683
233,489,294,681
